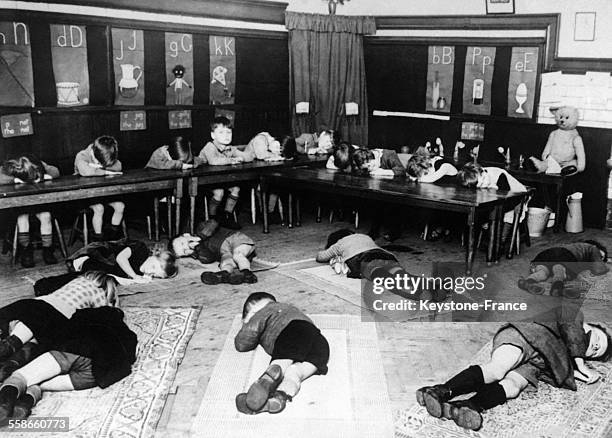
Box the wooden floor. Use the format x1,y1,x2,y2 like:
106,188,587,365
0,212,610,437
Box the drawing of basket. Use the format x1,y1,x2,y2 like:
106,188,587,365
56,82,80,106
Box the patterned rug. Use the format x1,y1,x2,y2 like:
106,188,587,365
191,314,394,438
8,306,201,438
395,341,612,438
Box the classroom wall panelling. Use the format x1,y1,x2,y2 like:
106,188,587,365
0,10,290,175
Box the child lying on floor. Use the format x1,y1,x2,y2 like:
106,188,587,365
233,292,329,415
0,306,136,424
170,219,257,285
315,229,432,300
67,239,177,285
0,272,119,362
415,308,611,431
518,240,608,298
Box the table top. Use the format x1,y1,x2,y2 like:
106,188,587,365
0,168,185,199
465,160,565,183
188,154,327,179
269,168,527,208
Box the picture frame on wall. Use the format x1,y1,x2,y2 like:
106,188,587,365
574,12,596,41
485,0,515,15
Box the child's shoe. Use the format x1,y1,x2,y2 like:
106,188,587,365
517,278,543,295
447,399,483,431
236,390,290,415
0,385,19,425
11,385,40,420
220,213,241,230
42,247,57,265
415,385,452,418
246,364,283,411
549,280,564,297
200,271,230,285
0,336,23,361
228,271,244,285
19,244,34,269
240,269,258,284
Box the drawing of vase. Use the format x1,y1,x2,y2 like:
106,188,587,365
472,79,484,105
118,64,142,98
515,83,528,114
432,71,440,109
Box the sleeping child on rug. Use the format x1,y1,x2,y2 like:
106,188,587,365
170,219,257,285
315,229,441,301
518,240,608,299
0,306,136,424
0,271,119,364
416,308,611,431
233,292,329,415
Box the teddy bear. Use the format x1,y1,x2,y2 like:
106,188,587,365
528,106,585,176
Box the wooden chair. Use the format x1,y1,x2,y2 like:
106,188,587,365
146,196,173,241
9,214,67,266
69,208,128,246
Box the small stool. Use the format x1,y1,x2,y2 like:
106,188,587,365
69,208,128,246
10,215,67,266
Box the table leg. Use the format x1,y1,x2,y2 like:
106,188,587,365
316,205,322,223
53,218,68,259
296,197,301,227
189,177,197,235
494,206,504,264
153,197,160,242
261,178,269,234
466,208,476,275
251,187,256,225
288,193,294,228
554,183,563,233
486,210,496,266
175,180,183,236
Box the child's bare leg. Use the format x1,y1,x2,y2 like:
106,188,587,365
233,244,252,271
9,322,34,345
480,344,523,384
5,353,62,388
89,203,105,235
40,375,74,391
108,201,125,226
269,359,294,373
551,264,567,282
498,371,528,400
16,214,29,234
276,361,318,398
267,193,279,213
209,189,224,217
527,265,549,282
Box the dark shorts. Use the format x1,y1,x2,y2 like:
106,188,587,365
492,326,548,388
271,320,330,375
0,299,69,348
49,350,97,390
532,248,578,279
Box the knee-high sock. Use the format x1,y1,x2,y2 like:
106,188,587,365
40,233,53,248
208,198,221,217
225,194,239,214
470,382,506,410
444,365,485,398
17,233,30,247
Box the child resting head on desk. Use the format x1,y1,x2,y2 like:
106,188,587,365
74,135,125,241
145,135,206,170
351,147,406,177
405,150,458,183
295,129,337,155
0,155,60,268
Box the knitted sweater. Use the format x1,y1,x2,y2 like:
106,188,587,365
316,233,393,263
145,146,206,170
198,141,253,165
234,302,313,355
74,145,122,176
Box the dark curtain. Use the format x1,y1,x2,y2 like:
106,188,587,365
285,12,375,146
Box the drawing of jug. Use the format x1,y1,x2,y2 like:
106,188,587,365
118,64,142,98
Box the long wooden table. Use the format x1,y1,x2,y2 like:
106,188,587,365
186,155,327,234
263,168,530,274
0,168,186,235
